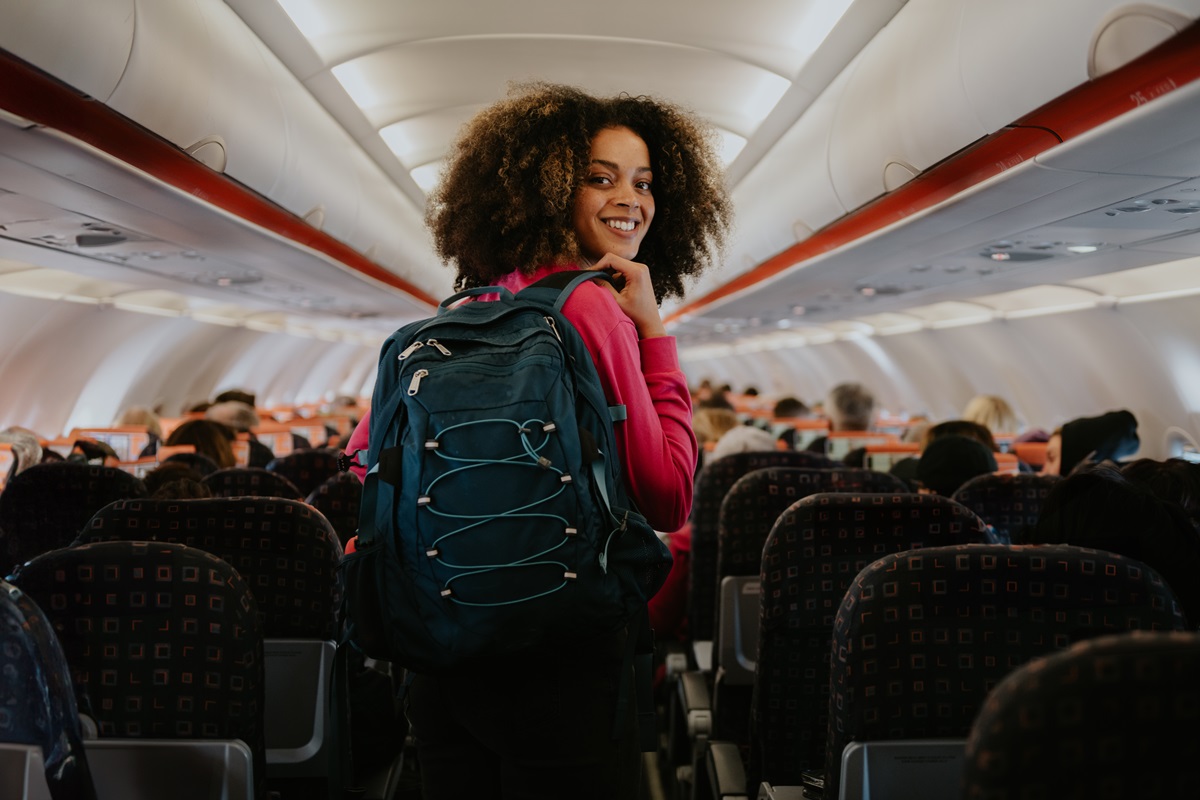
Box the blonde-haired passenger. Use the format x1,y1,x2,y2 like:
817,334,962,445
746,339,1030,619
962,394,1019,435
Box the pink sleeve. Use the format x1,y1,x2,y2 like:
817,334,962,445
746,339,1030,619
345,411,371,483
561,284,697,532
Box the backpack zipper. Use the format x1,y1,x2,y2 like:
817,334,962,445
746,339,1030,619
407,369,429,395
398,340,424,360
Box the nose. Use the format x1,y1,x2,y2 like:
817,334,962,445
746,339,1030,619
614,187,639,210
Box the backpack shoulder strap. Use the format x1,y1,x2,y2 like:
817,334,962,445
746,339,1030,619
517,269,616,311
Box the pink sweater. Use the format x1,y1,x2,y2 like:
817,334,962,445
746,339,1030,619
345,265,697,532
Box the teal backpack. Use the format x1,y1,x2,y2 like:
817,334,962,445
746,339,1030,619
340,270,672,678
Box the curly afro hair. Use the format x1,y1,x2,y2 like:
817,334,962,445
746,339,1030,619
425,82,732,301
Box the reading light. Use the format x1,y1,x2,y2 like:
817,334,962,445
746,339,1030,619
1067,245,1100,254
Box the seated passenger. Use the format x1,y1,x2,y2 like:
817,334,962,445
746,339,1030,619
709,424,779,463
962,394,1020,435
1030,464,1200,626
806,381,875,456
164,419,237,469
772,395,811,450
206,401,274,467
915,435,998,497
1122,458,1200,530
0,428,43,482
1043,409,1139,476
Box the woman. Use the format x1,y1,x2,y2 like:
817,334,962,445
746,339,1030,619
348,82,731,798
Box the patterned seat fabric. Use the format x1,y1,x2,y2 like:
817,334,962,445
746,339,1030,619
202,467,303,500
953,472,1061,544
266,449,341,498
79,497,343,640
10,540,266,797
0,579,97,800
753,493,988,789
0,462,147,573
689,449,834,642
825,543,1187,799
710,470,910,745
964,630,1200,799
305,471,363,548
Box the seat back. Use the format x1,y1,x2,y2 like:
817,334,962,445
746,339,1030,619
0,463,146,573
754,493,988,788
202,467,303,500
304,471,363,548
963,630,1200,799
825,543,1187,799
690,450,834,642
80,497,342,639
78,496,344,780
0,743,53,800
10,540,266,797
0,579,97,800
711,469,911,744
265,449,341,498
952,472,1061,544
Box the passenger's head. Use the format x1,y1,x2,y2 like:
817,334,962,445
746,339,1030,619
165,419,236,469
692,407,741,449
709,425,780,463
1043,409,1139,477
961,394,1019,434
143,461,211,499
206,401,260,434
1122,458,1200,529
916,435,998,497
772,396,810,419
0,428,43,479
825,382,875,431
923,419,997,453
115,405,163,439
426,82,732,300
214,388,256,408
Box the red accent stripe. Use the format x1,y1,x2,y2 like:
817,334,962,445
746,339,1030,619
667,20,1200,324
0,50,440,309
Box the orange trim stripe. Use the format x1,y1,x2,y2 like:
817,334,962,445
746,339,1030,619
0,50,440,309
668,20,1200,324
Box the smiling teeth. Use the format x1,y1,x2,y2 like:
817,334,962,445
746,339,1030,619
606,220,635,232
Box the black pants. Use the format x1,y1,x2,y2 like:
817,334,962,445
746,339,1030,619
406,634,640,799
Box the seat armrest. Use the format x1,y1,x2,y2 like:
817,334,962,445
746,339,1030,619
756,783,806,800
692,639,713,673
706,739,748,799
677,669,712,740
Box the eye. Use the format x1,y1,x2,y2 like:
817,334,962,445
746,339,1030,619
587,174,612,186
636,180,652,191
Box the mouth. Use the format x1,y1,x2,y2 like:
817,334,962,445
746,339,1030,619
604,219,638,233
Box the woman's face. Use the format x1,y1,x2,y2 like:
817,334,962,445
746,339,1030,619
572,126,655,263
1043,433,1062,476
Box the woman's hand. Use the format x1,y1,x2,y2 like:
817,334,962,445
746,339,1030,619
590,253,668,339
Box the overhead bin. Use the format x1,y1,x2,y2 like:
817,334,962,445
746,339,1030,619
826,0,1200,215
0,0,134,105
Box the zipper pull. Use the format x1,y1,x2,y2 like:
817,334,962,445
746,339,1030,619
544,316,562,342
397,341,424,360
407,369,429,396
427,339,451,356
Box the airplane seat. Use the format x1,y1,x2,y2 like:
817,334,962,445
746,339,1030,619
744,493,988,798
266,449,341,498
952,472,1062,544
74,496,369,790
0,462,146,574
0,578,97,800
668,449,832,796
201,466,304,500
305,471,364,549
707,470,912,744
822,543,1187,800
9,540,266,800
963,630,1200,799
